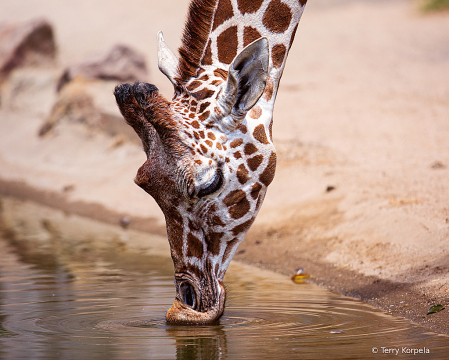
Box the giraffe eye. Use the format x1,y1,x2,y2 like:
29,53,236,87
180,282,196,309
197,168,223,198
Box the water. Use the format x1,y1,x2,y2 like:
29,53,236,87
0,205,448,359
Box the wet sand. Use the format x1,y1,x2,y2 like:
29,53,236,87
1,0,449,333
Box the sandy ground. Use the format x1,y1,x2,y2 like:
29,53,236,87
1,0,449,333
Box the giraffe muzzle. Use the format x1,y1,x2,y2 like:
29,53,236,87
165,276,226,324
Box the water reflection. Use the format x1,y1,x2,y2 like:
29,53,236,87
1,203,449,359
168,325,227,360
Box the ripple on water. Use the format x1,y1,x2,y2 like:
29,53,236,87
1,237,448,360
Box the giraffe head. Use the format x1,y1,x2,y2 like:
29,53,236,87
115,36,275,323
115,0,306,324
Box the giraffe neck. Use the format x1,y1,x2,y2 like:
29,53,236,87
176,0,306,132
180,1,305,96
166,0,307,280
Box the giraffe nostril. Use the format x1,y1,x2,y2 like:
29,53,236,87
131,82,159,107
114,83,132,105
180,282,196,309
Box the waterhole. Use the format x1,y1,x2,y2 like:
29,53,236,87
0,200,448,359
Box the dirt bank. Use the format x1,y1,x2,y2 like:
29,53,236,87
1,0,448,334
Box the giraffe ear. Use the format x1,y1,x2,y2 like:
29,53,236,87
217,37,269,130
157,31,179,85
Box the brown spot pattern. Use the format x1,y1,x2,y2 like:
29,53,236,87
237,0,263,14
253,124,269,144
211,215,226,227
230,138,243,148
259,151,277,186
272,44,287,69
263,78,274,101
191,120,200,129
262,0,292,34
186,233,204,258
214,68,228,80
167,209,184,259
228,196,250,219
233,151,242,159
247,154,263,171
214,263,220,276
205,140,213,147
223,189,246,207
222,238,239,263
231,217,255,236
199,111,210,121
249,105,262,119
199,102,210,113
237,163,249,184
212,0,234,30
192,88,215,100
237,124,248,133
250,182,262,199
206,232,223,256
217,26,238,64
207,132,216,140
187,80,202,91
202,40,213,66
244,143,258,155
243,26,262,47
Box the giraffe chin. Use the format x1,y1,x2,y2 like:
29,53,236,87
165,282,226,324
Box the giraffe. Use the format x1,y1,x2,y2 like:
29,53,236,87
114,0,307,323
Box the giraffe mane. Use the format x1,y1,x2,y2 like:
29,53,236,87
177,0,218,84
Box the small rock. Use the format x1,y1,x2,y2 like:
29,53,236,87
62,184,75,193
39,81,102,136
57,44,148,91
431,161,445,169
0,18,56,84
326,185,336,192
119,216,131,228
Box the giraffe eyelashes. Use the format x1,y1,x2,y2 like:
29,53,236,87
196,168,223,198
